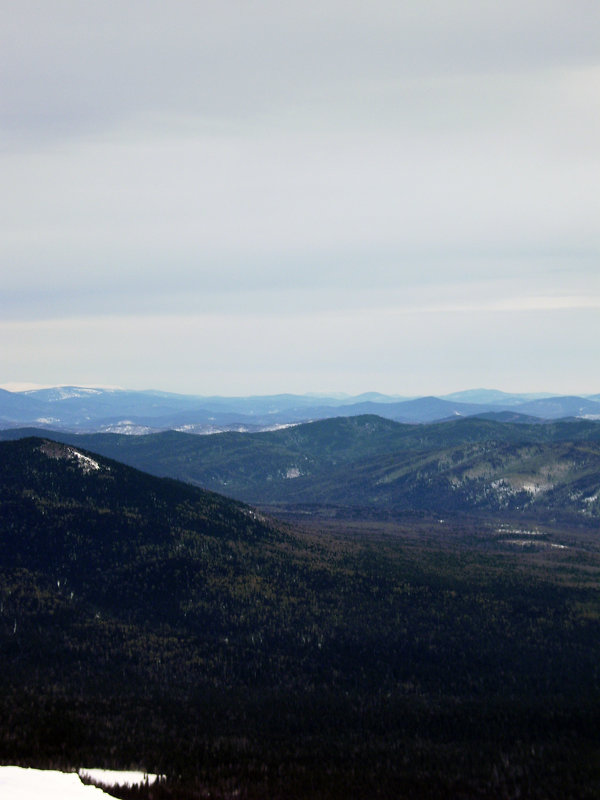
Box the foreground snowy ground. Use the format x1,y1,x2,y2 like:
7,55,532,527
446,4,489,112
0,766,159,799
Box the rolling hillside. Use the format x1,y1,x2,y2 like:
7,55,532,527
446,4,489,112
3,416,600,522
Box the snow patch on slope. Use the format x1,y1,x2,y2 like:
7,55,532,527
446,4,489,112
42,388,104,401
0,767,162,799
71,450,101,473
78,769,161,787
520,481,553,495
0,766,110,798
39,441,102,474
100,421,154,434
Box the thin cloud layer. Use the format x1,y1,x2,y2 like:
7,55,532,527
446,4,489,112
3,1,598,139
1,1,598,392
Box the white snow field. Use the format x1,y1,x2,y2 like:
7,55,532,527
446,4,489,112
0,766,160,799
79,769,161,787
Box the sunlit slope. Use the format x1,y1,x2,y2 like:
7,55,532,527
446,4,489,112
269,439,600,520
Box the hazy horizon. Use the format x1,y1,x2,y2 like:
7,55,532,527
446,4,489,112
0,382,592,400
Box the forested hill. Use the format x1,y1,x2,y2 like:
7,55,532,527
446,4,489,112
0,437,287,621
3,416,600,522
3,437,600,797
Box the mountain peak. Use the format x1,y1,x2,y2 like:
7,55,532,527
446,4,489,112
38,440,102,474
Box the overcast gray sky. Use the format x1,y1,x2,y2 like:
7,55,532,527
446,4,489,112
1,0,599,395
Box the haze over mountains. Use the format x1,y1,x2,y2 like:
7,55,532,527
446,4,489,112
1,386,600,434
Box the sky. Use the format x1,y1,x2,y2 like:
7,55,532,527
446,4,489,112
1,1,599,396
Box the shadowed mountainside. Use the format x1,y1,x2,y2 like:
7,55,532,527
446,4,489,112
2,438,600,797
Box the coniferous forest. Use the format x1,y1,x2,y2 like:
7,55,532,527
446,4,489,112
1,437,600,798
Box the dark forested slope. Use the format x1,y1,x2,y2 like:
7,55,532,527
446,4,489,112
0,437,288,625
2,438,600,798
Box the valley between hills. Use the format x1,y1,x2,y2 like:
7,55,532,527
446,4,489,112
1,399,600,798
2,413,600,525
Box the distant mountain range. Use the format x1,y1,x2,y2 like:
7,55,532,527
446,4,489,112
1,386,599,433
4,414,599,523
